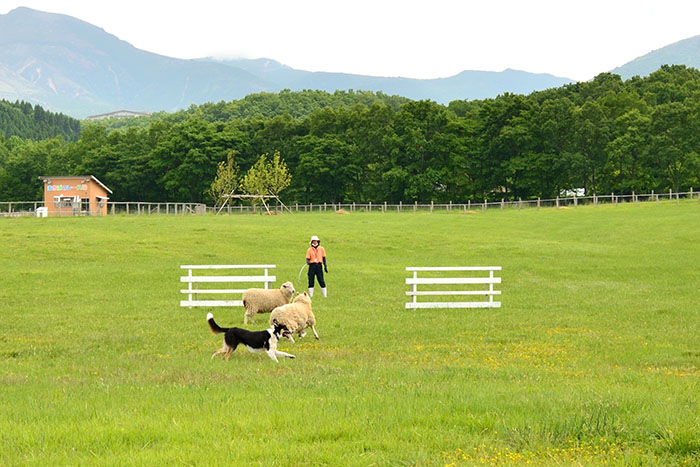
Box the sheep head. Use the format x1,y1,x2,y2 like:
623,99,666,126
280,281,295,298
293,292,311,306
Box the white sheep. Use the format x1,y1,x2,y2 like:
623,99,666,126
269,292,319,341
242,281,295,324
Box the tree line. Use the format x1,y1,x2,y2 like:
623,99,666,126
1,65,699,203
0,100,81,142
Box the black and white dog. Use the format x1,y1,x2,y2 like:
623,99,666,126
206,312,295,362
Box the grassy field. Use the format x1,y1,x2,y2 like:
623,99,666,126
1,201,699,465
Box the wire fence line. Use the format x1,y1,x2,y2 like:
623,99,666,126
1,190,699,217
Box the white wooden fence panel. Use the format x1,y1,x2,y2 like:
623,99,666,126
405,266,502,309
180,265,276,308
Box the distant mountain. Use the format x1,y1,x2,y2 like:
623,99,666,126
611,35,700,79
0,7,271,118
204,57,574,103
0,7,576,118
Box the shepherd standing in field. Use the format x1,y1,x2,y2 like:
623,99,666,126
306,235,327,297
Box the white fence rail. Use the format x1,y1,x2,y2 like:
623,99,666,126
180,265,276,308
211,189,700,214
405,266,502,309
2,189,699,217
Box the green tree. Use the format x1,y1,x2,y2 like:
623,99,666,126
649,102,700,192
295,134,356,203
209,150,240,207
571,100,611,194
240,151,292,205
603,109,653,193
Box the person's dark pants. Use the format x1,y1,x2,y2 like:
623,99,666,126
308,263,326,288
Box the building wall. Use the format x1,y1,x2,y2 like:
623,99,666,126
42,177,110,216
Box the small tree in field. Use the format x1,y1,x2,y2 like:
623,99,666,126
240,151,292,206
209,150,240,207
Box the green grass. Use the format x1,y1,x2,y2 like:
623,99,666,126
1,202,699,465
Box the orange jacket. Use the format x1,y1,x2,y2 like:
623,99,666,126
306,246,326,263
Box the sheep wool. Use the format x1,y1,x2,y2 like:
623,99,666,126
242,281,295,324
269,292,319,340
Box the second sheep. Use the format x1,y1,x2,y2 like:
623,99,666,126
269,292,319,341
242,281,295,324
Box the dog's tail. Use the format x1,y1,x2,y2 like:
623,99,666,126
206,312,230,335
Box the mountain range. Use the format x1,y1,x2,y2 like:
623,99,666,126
1,7,699,119
611,35,700,79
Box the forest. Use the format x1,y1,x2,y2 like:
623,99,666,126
0,99,80,141
1,65,699,203
0,99,81,142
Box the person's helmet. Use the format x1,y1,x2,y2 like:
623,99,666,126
310,235,320,245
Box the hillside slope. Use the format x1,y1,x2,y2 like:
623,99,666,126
611,35,700,79
0,7,575,118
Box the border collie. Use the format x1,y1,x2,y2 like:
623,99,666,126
206,312,295,362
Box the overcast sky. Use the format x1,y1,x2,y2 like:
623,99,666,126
2,1,699,81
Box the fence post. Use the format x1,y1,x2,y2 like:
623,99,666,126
430,201,434,214
414,201,417,213
483,200,486,212
399,201,402,213
468,200,471,211
500,199,504,211
537,197,540,210
594,194,598,207
412,270,418,306
187,267,193,306
518,198,522,211
556,196,559,208
574,195,577,207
